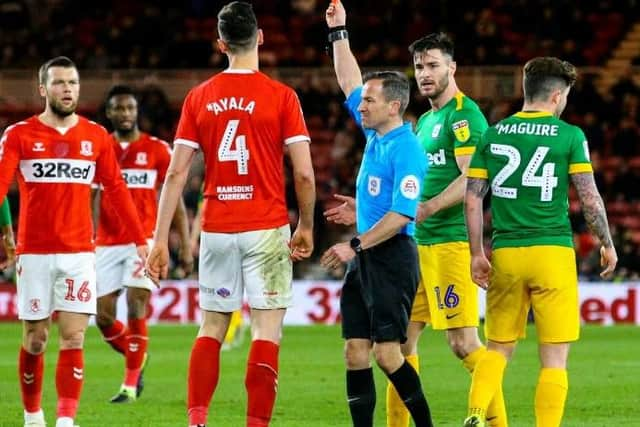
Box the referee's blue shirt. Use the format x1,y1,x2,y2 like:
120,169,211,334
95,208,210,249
345,86,428,236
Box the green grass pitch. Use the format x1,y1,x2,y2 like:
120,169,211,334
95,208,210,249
0,323,638,426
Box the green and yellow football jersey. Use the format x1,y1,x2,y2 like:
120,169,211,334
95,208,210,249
468,111,592,249
414,92,488,245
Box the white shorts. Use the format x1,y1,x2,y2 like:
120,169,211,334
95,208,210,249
16,253,97,320
96,242,155,297
199,225,292,312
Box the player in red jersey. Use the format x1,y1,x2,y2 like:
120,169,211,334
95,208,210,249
94,85,193,404
145,2,315,426
0,57,147,427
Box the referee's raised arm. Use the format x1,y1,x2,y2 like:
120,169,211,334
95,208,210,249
326,0,362,98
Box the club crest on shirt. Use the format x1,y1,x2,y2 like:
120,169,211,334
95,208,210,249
80,140,93,156
452,120,470,142
400,175,420,200
368,176,381,196
135,152,148,165
431,124,442,138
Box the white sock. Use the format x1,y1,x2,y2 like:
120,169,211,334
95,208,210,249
24,409,45,423
55,417,74,427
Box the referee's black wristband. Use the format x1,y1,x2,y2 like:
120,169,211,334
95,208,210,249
328,26,348,43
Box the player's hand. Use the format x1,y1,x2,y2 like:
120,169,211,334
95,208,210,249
180,248,195,276
290,225,314,261
324,194,356,226
0,234,16,270
416,200,436,224
470,254,491,289
599,245,617,279
145,243,169,287
326,0,346,28
321,241,355,269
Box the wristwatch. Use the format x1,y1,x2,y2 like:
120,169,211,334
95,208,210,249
350,236,362,253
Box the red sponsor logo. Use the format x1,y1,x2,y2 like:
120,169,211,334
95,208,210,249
581,289,637,324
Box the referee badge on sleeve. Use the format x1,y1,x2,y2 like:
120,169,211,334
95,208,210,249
452,120,470,142
400,175,420,200
368,176,381,196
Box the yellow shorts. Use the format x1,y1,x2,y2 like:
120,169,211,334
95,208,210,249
410,242,479,330
486,246,579,343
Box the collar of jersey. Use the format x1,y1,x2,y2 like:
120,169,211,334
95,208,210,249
375,122,412,142
514,111,552,118
223,68,256,74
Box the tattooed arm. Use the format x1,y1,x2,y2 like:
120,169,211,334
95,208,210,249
465,177,491,288
571,172,618,278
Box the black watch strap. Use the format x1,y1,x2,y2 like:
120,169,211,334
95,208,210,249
350,236,362,253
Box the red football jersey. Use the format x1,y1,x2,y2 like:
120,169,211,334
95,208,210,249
96,132,171,245
0,116,146,254
174,69,310,233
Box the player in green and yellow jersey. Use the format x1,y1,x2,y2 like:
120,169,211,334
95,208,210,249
385,33,506,427
463,57,617,427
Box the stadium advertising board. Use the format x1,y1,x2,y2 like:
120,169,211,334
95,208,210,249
0,281,637,325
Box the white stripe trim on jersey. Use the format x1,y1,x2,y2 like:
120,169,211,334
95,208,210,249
284,135,311,145
20,158,96,184
121,168,158,189
174,138,200,149
223,68,256,74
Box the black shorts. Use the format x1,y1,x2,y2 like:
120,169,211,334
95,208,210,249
340,234,420,343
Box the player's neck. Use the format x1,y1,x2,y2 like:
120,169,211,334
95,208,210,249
521,102,554,115
38,110,78,130
375,117,404,137
114,128,140,142
227,52,259,71
429,81,459,111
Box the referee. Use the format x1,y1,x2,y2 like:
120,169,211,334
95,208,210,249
321,2,433,426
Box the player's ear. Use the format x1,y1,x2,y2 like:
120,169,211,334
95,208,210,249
257,29,264,46
449,60,457,76
216,38,229,54
550,88,562,106
38,84,46,98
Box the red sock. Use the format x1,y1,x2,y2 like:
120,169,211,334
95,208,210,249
56,349,84,419
19,347,44,413
187,337,222,426
245,340,280,427
124,318,148,387
98,320,127,355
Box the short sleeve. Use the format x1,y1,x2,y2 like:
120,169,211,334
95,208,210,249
568,127,593,174
450,107,488,157
344,86,363,127
467,130,489,179
174,90,200,150
281,88,310,145
389,136,427,218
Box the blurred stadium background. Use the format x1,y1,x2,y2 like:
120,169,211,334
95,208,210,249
0,0,639,425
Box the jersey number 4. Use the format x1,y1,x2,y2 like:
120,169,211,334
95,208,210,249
218,119,250,175
490,144,558,201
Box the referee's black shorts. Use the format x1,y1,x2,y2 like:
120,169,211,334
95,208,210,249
340,234,419,343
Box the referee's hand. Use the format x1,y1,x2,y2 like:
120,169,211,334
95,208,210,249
321,241,355,270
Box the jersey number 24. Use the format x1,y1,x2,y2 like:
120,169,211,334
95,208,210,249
490,144,558,202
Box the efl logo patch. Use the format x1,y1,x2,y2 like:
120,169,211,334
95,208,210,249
431,124,442,138
400,175,420,200
452,120,470,142
368,176,381,196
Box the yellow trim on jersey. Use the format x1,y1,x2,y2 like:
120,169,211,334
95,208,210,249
514,111,553,118
455,92,466,110
455,146,476,156
467,168,488,179
568,163,593,174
